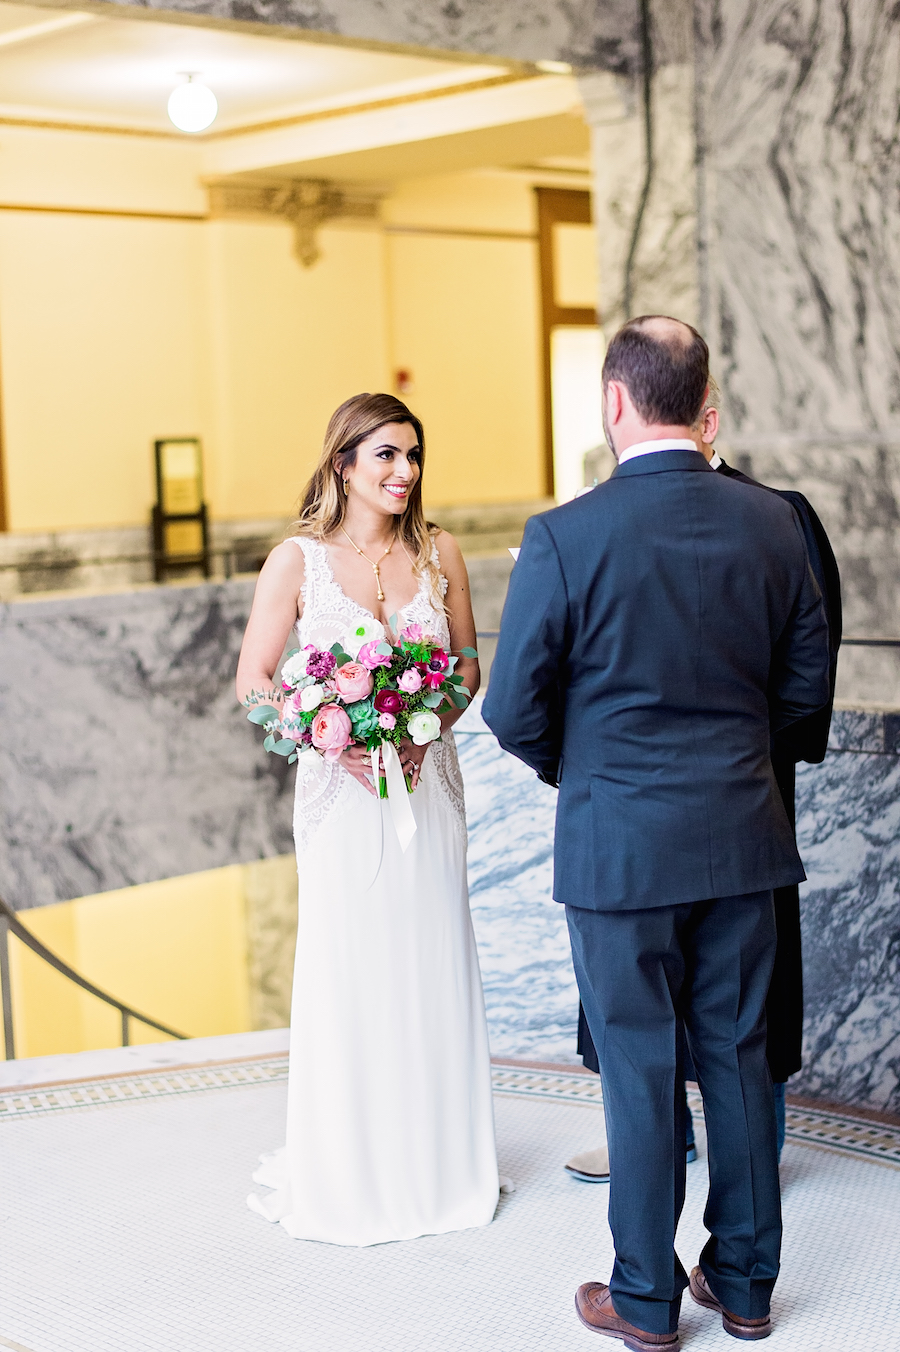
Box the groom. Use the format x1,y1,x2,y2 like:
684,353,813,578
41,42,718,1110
484,317,831,1348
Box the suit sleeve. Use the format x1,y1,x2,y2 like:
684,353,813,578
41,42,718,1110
482,515,569,785
773,492,842,763
768,512,832,733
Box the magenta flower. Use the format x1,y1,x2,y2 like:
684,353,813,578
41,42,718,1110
306,648,337,681
428,649,450,673
423,669,445,691
374,689,404,716
357,640,392,671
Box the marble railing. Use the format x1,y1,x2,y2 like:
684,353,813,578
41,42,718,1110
1,579,896,1112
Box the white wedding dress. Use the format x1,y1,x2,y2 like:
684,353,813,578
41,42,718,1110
247,536,500,1246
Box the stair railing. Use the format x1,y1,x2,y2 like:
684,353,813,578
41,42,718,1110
0,895,187,1060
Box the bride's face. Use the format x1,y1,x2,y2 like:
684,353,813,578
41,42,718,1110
342,421,422,518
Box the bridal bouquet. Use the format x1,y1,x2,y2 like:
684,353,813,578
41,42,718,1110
246,618,475,795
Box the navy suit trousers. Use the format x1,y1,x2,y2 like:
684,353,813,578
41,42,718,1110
566,891,781,1335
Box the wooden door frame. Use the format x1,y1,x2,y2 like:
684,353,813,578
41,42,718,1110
535,187,597,498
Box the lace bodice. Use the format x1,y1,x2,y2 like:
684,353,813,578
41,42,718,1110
287,536,466,856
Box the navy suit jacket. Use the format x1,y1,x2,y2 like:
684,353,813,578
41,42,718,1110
483,450,831,912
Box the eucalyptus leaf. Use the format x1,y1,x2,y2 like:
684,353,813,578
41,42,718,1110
288,753,298,764
273,738,297,756
422,691,443,708
329,643,350,659
374,641,393,656
458,646,478,658
388,613,399,631
335,653,352,667
263,733,276,751
452,690,469,709
457,685,471,697
248,705,280,725
447,673,464,685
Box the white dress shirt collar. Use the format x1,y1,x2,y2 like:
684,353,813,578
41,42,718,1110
709,451,723,469
617,438,701,466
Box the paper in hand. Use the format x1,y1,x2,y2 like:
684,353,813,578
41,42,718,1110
508,548,520,561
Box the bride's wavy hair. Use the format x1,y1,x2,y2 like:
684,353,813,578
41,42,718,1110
291,392,444,607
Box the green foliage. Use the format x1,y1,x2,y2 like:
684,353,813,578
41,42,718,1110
458,646,478,658
272,738,297,756
248,705,280,725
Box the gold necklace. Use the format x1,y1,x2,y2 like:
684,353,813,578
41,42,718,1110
340,526,394,602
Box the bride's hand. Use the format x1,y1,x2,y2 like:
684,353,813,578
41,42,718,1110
397,738,429,790
339,743,378,796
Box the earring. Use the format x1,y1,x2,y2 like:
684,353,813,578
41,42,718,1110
343,479,349,496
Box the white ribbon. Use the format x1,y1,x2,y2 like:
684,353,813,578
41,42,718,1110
371,741,417,853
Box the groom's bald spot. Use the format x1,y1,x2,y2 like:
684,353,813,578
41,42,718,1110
635,315,694,350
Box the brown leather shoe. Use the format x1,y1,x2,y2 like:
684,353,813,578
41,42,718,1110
575,1283,679,1351
689,1267,771,1340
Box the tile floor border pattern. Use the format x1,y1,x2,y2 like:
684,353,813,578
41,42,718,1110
0,1057,898,1168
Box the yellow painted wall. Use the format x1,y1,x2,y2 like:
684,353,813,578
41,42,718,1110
206,218,391,520
0,126,547,532
0,210,209,532
5,866,252,1058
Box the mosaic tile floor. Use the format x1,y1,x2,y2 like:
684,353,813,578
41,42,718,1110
1,1050,898,1352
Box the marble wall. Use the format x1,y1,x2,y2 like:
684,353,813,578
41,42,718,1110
696,0,900,637
459,700,900,1116
0,581,294,910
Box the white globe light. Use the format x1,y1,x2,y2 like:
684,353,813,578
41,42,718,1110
167,79,217,133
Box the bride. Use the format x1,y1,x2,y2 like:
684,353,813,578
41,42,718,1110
236,392,500,1246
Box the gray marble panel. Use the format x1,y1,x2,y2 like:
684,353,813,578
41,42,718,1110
793,748,900,1113
458,702,900,1112
0,581,293,911
695,1,900,651
697,0,900,438
100,0,643,70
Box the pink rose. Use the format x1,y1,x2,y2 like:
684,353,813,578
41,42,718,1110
311,704,352,761
397,667,422,693
334,662,374,702
378,712,396,730
357,640,392,671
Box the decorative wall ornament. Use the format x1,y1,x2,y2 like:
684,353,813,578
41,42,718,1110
205,177,385,266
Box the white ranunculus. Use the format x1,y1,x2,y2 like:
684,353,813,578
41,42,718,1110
407,710,442,746
300,683,325,712
281,651,311,687
344,616,385,658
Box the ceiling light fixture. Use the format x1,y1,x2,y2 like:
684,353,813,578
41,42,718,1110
167,73,218,133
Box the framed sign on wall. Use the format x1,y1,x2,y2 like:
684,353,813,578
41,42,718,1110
151,438,210,582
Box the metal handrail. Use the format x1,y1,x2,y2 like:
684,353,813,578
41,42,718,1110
0,895,187,1061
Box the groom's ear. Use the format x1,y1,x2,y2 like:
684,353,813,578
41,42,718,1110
605,380,625,427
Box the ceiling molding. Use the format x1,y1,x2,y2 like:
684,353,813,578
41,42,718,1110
209,72,532,142
0,201,206,221
0,72,540,144
0,11,98,49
